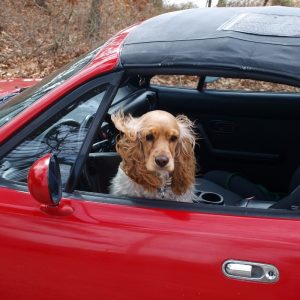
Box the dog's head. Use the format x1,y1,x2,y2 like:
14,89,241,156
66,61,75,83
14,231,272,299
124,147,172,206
112,110,196,195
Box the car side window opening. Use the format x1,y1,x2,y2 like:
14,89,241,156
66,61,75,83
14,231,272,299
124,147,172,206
204,77,300,93
3,69,299,213
150,75,199,89
73,73,300,213
0,86,106,187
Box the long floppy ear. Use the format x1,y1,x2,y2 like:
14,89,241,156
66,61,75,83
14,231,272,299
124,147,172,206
111,111,137,140
111,111,161,191
172,115,196,196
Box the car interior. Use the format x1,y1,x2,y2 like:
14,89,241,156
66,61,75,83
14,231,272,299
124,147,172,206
76,73,300,211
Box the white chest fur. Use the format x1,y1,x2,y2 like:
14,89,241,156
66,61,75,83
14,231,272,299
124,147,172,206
110,167,195,203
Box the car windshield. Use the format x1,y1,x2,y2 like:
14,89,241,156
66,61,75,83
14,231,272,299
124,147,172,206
0,44,103,128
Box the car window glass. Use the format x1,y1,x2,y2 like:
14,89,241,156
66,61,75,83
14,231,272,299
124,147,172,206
0,44,103,128
0,86,106,187
151,75,199,89
204,77,300,93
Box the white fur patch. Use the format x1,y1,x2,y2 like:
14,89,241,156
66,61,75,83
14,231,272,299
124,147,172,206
110,167,195,203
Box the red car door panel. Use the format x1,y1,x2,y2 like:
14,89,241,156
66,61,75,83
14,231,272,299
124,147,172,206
1,186,300,299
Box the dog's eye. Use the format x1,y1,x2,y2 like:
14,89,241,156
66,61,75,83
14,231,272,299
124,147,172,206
170,135,178,142
146,133,154,141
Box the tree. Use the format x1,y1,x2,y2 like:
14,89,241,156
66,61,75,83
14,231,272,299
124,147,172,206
217,0,227,6
35,0,47,8
87,0,102,39
271,0,293,5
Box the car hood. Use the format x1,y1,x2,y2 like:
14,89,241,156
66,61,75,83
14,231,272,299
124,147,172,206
0,79,41,104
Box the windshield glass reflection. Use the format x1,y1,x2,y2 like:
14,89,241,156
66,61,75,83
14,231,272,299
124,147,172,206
0,44,103,127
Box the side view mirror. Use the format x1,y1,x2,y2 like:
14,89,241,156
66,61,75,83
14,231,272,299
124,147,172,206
28,154,62,206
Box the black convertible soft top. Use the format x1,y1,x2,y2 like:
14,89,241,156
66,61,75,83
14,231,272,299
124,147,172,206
121,6,300,82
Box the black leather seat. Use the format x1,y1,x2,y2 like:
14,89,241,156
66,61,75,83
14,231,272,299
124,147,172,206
197,167,300,210
204,171,277,201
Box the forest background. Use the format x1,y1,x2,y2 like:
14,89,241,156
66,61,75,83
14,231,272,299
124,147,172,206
1,0,299,81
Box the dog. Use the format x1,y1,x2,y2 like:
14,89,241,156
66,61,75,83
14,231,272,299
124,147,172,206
109,110,196,203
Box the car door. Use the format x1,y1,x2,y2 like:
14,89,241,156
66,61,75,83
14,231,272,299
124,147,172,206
1,184,300,299
1,76,300,300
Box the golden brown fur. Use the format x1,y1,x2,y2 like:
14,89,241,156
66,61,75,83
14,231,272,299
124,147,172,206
111,110,196,196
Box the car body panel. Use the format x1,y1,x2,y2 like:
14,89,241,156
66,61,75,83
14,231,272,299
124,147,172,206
0,78,41,98
1,185,300,299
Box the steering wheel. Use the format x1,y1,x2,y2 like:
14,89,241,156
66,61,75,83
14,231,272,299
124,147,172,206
90,115,118,152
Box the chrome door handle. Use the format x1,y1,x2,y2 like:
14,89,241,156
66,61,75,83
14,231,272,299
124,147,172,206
222,260,279,283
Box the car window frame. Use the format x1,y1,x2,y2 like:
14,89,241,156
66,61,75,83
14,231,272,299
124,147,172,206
0,71,124,191
68,188,300,220
131,68,300,90
2,68,300,219
65,71,123,192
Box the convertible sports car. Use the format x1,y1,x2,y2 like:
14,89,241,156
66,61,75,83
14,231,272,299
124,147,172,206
1,6,300,299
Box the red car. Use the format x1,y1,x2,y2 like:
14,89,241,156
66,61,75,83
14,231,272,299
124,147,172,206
1,6,300,299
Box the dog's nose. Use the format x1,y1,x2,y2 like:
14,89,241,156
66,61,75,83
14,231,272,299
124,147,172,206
155,155,169,167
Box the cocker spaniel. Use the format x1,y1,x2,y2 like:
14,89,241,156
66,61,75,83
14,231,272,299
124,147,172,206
109,110,196,203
